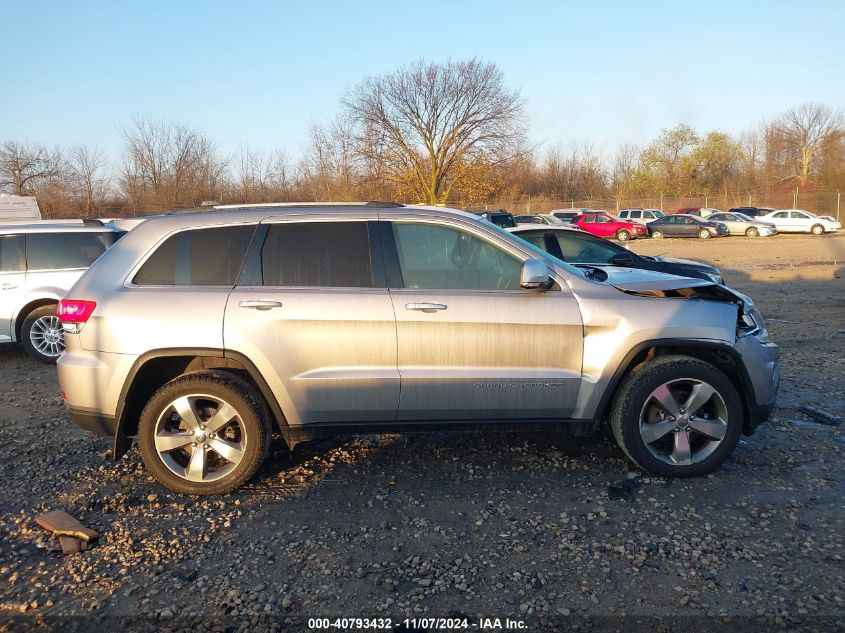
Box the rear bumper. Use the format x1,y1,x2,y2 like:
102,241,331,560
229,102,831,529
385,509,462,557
69,408,117,436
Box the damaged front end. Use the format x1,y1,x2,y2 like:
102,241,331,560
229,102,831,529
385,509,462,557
595,268,770,343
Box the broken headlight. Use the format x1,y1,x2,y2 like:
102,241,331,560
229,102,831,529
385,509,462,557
738,305,770,343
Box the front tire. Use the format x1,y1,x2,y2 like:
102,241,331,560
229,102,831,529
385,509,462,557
651,230,664,239
745,227,759,238
21,304,64,364
138,370,271,495
811,224,824,235
610,356,743,477
616,229,630,242
698,229,711,239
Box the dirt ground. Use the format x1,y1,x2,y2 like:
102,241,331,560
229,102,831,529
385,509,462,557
0,234,843,632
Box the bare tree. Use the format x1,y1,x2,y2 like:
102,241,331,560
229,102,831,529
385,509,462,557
120,116,226,211
0,141,63,195
235,146,294,202
343,58,526,205
772,103,844,184
300,116,361,200
610,143,640,204
68,145,109,213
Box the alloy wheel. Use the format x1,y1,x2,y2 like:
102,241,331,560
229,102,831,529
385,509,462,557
154,394,248,483
29,316,65,358
638,378,728,466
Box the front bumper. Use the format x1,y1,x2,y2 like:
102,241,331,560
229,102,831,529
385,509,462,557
734,334,780,434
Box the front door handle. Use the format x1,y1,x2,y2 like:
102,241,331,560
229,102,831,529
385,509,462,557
1,283,18,290
239,299,283,310
405,302,447,313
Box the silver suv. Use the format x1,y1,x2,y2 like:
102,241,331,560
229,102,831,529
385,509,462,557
0,221,121,362
57,203,779,494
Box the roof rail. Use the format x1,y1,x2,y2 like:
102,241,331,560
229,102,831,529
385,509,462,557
364,201,405,208
82,218,104,226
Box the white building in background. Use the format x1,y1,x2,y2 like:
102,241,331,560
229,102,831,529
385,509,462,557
0,194,42,222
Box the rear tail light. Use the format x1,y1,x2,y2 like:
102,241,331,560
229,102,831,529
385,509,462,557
58,300,97,323
58,300,97,334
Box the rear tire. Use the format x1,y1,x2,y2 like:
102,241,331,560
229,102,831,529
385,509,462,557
21,304,64,364
610,355,743,478
616,229,630,242
698,229,711,239
811,224,824,235
745,227,759,238
651,230,664,239
138,370,271,495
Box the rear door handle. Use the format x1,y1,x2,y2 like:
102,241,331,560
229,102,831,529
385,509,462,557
1,283,18,290
405,302,447,313
239,299,283,310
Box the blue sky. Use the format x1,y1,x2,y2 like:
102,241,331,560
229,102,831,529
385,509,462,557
1,0,843,163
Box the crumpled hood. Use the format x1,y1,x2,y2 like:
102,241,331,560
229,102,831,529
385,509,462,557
598,267,714,291
585,266,749,306
654,256,719,271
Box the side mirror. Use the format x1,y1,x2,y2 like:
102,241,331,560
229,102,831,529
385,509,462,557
520,259,552,290
609,251,635,267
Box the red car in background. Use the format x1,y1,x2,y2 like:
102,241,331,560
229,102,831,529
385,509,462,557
569,211,649,241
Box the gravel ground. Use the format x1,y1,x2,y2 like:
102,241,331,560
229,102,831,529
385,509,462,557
0,234,843,632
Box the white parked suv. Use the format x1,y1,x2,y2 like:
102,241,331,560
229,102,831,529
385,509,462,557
0,221,122,362
617,208,665,225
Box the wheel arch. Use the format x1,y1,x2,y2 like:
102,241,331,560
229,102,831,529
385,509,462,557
594,339,757,435
13,297,60,342
114,348,293,459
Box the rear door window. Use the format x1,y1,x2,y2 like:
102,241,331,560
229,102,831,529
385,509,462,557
0,235,25,272
26,232,115,270
134,225,256,286
260,222,373,288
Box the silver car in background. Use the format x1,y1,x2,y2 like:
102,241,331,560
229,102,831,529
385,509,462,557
0,221,122,362
57,203,779,495
706,212,778,237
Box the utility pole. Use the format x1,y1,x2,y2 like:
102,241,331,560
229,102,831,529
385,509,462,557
660,192,664,211
837,191,841,221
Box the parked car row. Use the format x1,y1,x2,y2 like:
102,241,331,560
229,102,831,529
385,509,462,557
509,206,840,240
52,201,778,495
662,207,840,235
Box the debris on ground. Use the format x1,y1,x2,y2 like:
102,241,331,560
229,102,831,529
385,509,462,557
34,510,98,555
798,405,842,426
607,477,641,502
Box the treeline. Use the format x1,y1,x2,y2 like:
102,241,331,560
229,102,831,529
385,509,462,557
1,59,843,217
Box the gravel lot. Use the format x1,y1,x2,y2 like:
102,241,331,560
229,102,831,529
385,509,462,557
1,234,843,632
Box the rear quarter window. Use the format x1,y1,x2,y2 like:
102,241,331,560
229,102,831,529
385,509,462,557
26,232,114,270
134,225,256,286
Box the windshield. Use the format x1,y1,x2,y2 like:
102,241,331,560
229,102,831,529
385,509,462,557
486,223,583,277
734,213,753,222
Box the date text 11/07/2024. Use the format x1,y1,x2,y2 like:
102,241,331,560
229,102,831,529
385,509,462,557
307,617,527,630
